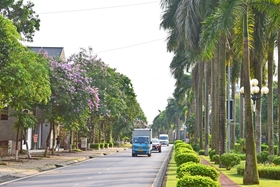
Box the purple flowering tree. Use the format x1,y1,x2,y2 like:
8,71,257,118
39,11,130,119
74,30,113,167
38,51,99,155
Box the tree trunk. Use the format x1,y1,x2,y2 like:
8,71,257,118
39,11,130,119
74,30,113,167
52,123,55,155
230,84,236,149
204,61,209,155
212,53,219,151
255,57,262,154
44,122,52,157
15,118,20,160
240,67,245,139
23,130,31,158
267,39,274,155
218,35,226,159
278,30,280,156
199,62,203,149
243,8,259,184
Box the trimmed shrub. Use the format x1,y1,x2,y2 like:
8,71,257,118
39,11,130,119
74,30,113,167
212,155,220,164
174,140,183,146
261,144,268,151
234,143,242,153
257,151,269,163
191,143,200,152
177,175,220,187
176,163,220,181
175,153,201,166
209,149,216,161
272,156,280,166
198,150,205,155
220,153,240,170
175,143,194,151
175,147,195,157
90,143,100,149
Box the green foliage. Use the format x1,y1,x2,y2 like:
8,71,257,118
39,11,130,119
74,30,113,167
237,164,280,180
198,150,205,155
90,143,100,149
234,143,242,153
191,143,200,152
239,138,246,153
0,0,40,42
261,144,269,151
177,175,220,187
272,156,280,166
174,153,200,166
209,149,216,161
257,151,269,164
176,163,219,181
220,153,240,170
99,143,104,149
175,143,193,151
212,155,220,164
175,147,196,157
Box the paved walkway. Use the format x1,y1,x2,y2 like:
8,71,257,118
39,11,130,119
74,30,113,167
200,156,240,187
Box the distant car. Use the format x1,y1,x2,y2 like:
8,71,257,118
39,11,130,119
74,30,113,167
151,138,161,153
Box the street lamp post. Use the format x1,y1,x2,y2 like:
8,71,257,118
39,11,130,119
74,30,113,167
240,79,269,145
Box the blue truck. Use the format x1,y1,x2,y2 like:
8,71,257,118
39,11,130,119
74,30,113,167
131,128,152,157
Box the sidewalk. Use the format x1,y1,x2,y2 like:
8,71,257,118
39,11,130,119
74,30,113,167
0,147,127,184
200,156,240,187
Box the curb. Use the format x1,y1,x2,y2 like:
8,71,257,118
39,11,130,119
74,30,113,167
152,145,173,187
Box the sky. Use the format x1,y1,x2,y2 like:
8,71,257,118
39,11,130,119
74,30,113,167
25,0,176,124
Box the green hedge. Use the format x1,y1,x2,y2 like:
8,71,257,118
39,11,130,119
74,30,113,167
209,149,216,161
175,147,196,157
177,175,220,187
198,150,205,155
175,153,201,166
90,143,100,149
176,162,219,181
220,153,241,170
237,164,280,180
272,156,280,166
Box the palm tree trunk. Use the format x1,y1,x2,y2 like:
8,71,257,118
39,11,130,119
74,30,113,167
204,61,209,155
211,52,219,151
218,35,226,158
240,66,245,139
267,39,274,155
278,30,280,156
277,30,280,156
199,62,203,149
230,84,236,149
255,57,262,154
243,7,259,184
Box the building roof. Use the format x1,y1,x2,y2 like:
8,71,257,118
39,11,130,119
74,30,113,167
29,46,63,57
29,46,65,60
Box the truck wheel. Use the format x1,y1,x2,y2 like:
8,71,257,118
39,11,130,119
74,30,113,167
148,153,151,157
159,150,161,153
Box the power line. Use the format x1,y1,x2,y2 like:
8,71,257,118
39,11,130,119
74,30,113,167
95,38,166,54
38,1,160,15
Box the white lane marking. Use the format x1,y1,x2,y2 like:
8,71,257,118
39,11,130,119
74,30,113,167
73,183,79,186
107,168,110,170
98,172,102,174
88,177,92,179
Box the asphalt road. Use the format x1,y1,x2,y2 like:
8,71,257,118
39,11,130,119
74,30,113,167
1,145,173,187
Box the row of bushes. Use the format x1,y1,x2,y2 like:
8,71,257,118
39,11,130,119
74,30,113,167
257,151,280,165
237,164,280,180
89,142,114,149
234,142,278,155
174,140,220,187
